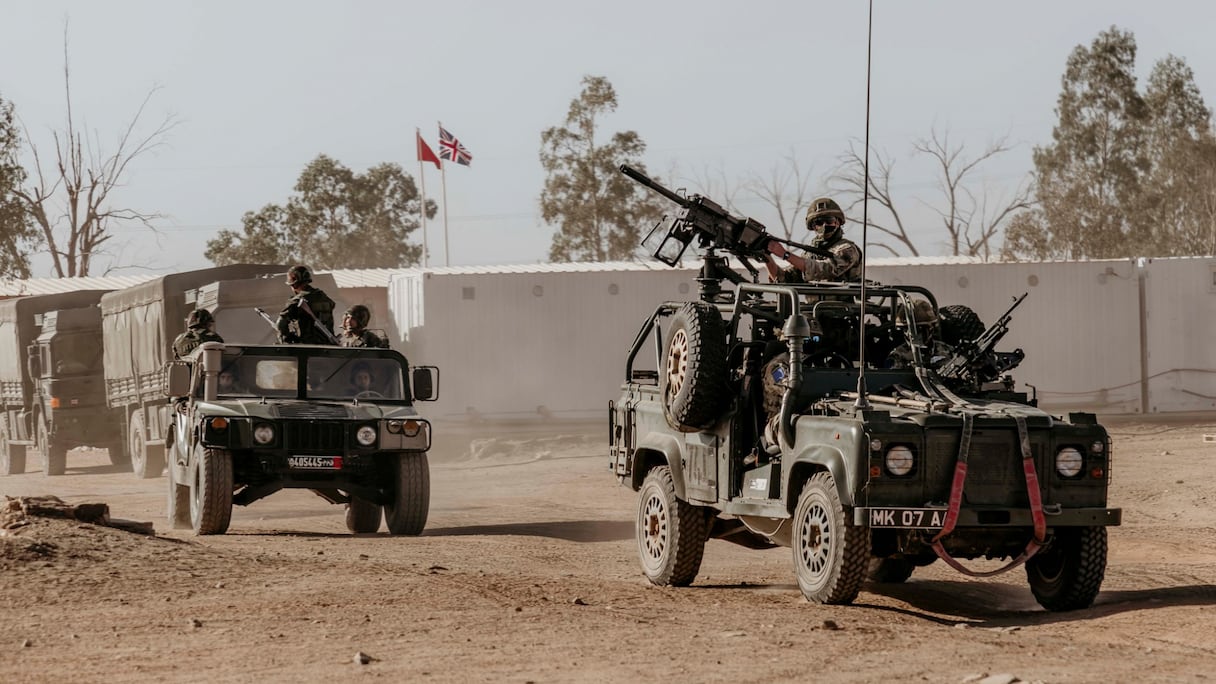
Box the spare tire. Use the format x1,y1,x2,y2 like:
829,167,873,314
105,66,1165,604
662,301,730,430
939,304,986,346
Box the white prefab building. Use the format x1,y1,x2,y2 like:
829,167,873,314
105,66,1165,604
387,257,1216,425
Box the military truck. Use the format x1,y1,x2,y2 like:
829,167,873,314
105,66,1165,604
610,165,1120,611
164,341,438,535
100,264,288,479
0,290,119,475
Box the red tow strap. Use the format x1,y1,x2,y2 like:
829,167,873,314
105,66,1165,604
930,415,1047,577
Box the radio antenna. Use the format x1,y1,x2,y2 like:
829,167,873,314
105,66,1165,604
853,0,874,410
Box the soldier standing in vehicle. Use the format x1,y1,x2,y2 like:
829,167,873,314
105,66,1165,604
887,299,953,369
276,265,337,345
764,197,862,283
338,305,387,348
173,309,224,359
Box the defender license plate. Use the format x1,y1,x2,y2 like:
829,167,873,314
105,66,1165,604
867,507,945,529
287,456,343,469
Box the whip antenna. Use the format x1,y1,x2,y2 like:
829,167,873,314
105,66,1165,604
853,0,874,410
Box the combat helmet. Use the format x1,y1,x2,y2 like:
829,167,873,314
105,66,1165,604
805,197,846,242
897,299,939,331
186,308,214,329
343,304,371,329
286,265,313,287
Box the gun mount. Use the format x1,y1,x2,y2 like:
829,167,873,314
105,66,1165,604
936,292,1028,392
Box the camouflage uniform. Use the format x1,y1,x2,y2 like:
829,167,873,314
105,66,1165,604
339,328,387,349
173,309,224,359
797,197,862,282
277,287,337,345
886,300,952,368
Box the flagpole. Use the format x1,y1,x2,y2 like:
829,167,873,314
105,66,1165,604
416,128,429,268
439,120,450,266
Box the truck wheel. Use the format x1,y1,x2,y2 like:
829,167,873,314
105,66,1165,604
345,497,383,534
384,453,429,535
38,421,67,477
107,440,130,468
636,465,707,587
792,472,868,604
190,448,233,535
0,432,25,476
1026,526,1108,611
662,301,729,430
129,411,165,479
867,556,915,584
939,305,986,346
166,454,191,530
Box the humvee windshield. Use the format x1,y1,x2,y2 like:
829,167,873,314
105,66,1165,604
207,350,406,401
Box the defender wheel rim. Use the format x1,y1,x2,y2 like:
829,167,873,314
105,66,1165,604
666,330,689,397
639,490,669,572
797,499,832,581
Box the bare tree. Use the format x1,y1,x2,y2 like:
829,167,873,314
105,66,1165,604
829,140,919,256
914,128,1033,259
15,31,176,277
743,148,815,240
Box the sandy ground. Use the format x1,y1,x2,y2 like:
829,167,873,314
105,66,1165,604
1,416,1216,683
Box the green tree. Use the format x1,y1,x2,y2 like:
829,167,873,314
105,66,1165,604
540,76,665,262
0,94,38,279
206,155,434,269
1004,27,1149,260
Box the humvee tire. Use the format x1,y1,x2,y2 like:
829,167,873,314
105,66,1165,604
346,497,383,534
1,432,25,475
1026,526,1108,611
662,302,730,430
384,453,429,535
792,472,868,604
167,456,191,529
38,421,67,476
939,305,986,346
637,465,707,586
190,447,233,535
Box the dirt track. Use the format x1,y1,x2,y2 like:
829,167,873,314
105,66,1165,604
2,418,1216,683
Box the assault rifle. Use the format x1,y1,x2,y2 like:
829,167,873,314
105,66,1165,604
620,164,833,282
936,292,1029,390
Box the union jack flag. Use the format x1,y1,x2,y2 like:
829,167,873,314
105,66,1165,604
438,126,472,166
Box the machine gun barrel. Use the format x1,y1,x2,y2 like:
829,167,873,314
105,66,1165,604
619,164,690,207
937,292,1029,384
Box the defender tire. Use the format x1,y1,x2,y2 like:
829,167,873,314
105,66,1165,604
38,421,67,477
1026,526,1108,611
384,453,429,535
0,431,25,476
190,448,233,535
346,497,383,534
939,304,986,346
636,465,708,587
792,472,868,604
662,301,730,430
129,411,165,479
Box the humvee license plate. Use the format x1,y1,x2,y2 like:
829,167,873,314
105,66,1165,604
867,507,945,529
287,456,343,469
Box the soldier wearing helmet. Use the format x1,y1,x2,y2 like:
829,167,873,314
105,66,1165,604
339,304,388,348
276,265,337,345
764,197,863,283
173,308,224,359
886,299,952,369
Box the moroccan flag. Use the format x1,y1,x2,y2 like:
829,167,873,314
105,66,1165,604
417,131,441,169
438,126,473,166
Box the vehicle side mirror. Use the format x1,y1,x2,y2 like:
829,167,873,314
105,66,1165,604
411,366,439,401
164,361,192,398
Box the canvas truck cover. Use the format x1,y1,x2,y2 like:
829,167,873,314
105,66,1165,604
194,273,344,346
0,290,112,407
100,264,287,406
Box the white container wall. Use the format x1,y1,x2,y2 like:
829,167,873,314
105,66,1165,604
1142,257,1216,413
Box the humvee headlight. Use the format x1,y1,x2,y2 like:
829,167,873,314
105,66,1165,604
386,420,403,434
884,445,914,476
253,423,275,445
356,425,377,446
1056,447,1084,478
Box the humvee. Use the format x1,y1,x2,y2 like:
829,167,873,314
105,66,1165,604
164,341,437,535
610,280,1121,611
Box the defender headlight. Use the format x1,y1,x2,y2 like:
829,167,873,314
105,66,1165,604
356,425,377,446
253,423,275,445
1056,447,1084,478
884,445,915,476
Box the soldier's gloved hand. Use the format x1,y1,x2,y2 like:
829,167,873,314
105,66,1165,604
778,266,805,283
766,240,789,259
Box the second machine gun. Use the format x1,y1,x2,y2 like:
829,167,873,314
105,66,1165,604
620,164,834,301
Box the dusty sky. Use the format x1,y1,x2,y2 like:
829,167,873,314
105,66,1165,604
3,0,1214,276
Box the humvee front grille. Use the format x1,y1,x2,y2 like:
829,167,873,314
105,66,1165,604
276,404,350,419
283,421,345,452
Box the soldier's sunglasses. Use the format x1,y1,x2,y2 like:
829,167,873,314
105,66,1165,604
811,217,840,227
